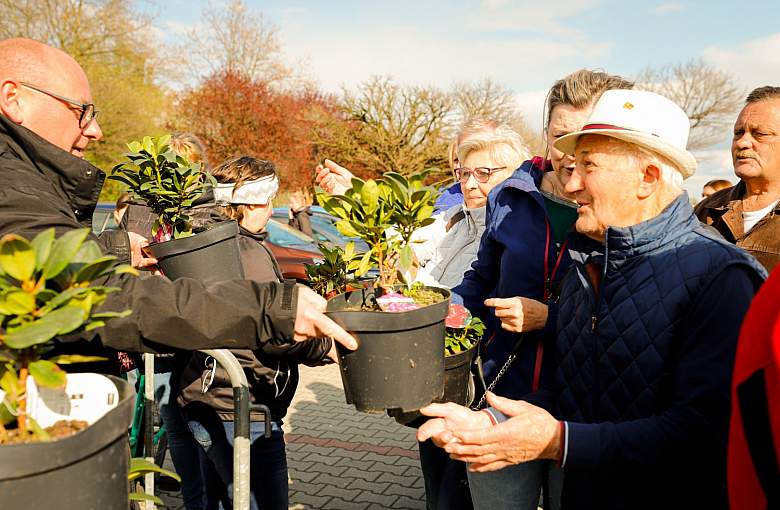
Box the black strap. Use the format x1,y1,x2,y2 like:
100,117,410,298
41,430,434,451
446,210,466,232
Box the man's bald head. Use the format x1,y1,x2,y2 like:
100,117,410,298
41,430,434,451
0,38,87,88
0,38,101,156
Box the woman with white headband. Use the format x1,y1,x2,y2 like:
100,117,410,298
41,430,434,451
177,156,337,510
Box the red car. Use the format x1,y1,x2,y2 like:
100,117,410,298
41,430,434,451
263,219,323,282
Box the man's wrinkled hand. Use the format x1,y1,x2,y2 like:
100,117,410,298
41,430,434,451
294,286,357,351
314,159,354,195
443,392,561,472
127,231,158,270
417,402,493,448
484,296,548,333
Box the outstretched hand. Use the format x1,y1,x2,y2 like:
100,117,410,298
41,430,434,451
127,231,158,270
294,285,358,351
484,296,548,333
416,402,492,447
442,392,561,472
314,159,354,195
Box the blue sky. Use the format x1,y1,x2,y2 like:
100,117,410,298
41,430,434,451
154,0,780,195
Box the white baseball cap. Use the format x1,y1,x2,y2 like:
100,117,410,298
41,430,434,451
554,89,697,178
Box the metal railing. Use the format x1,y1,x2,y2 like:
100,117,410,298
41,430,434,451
143,350,263,510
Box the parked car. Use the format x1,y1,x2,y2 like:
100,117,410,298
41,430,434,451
92,204,323,282
273,207,369,252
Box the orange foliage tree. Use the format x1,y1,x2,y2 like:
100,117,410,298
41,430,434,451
172,70,341,193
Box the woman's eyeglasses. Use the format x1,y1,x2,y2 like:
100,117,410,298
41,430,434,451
453,166,507,183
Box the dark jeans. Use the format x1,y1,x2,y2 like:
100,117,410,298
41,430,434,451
184,404,289,510
419,439,474,510
154,369,206,510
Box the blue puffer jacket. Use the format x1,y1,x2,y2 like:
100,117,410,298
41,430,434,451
453,158,570,400
550,194,766,510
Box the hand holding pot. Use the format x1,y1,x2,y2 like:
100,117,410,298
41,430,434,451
442,392,562,472
294,286,358,351
416,402,493,448
485,296,548,333
127,231,158,270
314,159,354,195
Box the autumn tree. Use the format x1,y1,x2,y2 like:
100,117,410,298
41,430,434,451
0,0,170,199
637,59,743,150
173,70,338,192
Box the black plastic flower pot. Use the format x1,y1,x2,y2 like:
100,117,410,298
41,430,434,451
0,375,135,509
390,344,477,427
149,220,245,283
326,286,450,413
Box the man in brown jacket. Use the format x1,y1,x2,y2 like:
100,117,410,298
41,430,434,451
696,86,780,272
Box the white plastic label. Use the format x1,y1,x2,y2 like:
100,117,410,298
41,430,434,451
24,373,119,428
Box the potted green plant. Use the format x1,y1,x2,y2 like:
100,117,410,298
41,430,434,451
317,171,451,413
390,304,484,425
0,228,137,508
110,134,244,283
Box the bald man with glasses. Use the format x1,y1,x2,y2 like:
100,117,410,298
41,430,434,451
0,37,357,356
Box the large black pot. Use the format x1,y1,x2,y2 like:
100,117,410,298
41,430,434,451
0,375,134,509
149,220,244,283
390,344,477,426
326,286,450,413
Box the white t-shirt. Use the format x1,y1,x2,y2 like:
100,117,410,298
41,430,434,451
743,200,779,233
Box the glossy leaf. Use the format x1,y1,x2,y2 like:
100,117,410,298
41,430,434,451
46,354,108,364
0,289,36,315
4,306,88,348
30,229,55,270
29,359,66,389
0,235,36,282
42,229,90,279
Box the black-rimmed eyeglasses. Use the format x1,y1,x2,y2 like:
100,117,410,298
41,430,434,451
20,81,99,129
453,166,506,184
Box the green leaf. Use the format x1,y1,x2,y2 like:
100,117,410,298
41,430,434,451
398,244,414,273
46,354,108,364
129,457,181,482
0,289,36,315
30,229,55,270
129,492,165,505
4,306,88,349
29,359,66,389
42,229,90,279
360,180,379,214
74,256,118,283
27,416,51,440
0,235,36,282
356,250,373,277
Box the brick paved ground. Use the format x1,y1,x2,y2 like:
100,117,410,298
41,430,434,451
159,363,426,509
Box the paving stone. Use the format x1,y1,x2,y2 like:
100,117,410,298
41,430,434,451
300,452,338,465
329,447,367,460
322,498,372,510
341,477,391,494
360,451,399,464
333,457,375,470
377,471,417,487
288,491,332,508
342,466,382,482
288,469,319,483
316,484,363,501
304,462,348,477
354,490,399,507
311,472,354,488
384,483,426,499
394,455,422,467
391,495,427,509
370,460,409,476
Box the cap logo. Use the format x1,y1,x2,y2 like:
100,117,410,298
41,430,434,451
623,101,635,110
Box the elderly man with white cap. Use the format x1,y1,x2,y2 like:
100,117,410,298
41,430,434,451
418,90,767,510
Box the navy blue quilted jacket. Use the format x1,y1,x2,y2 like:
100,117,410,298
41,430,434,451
549,194,766,510
453,158,569,400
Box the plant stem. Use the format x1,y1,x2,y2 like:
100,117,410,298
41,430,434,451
18,366,28,432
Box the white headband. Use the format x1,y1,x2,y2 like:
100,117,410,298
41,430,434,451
213,175,279,205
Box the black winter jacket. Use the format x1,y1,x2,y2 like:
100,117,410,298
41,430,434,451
0,115,298,353
178,220,332,422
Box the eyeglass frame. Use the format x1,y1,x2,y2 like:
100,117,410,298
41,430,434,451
453,166,507,184
19,81,99,129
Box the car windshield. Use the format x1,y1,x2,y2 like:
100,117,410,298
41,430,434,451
265,219,318,249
